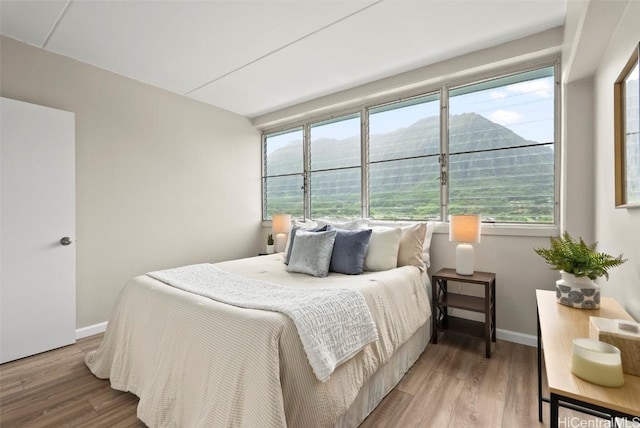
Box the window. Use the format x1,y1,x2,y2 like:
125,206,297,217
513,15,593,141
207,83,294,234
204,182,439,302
309,115,361,218
262,128,303,219
262,62,558,225
615,43,640,207
368,94,440,220
448,67,556,223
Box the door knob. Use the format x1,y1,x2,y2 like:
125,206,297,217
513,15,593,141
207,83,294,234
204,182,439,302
60,237,72,246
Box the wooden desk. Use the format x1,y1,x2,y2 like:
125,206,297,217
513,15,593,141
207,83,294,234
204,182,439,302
536,290,640,427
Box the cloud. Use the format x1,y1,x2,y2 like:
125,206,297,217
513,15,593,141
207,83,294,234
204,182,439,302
507,79,553,97
490,91,507,99
488,109,523,125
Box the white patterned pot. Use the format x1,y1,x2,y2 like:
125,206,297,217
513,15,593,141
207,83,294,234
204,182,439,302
555,271,600,309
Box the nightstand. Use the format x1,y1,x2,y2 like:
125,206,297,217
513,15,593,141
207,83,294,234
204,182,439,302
431,268,496,358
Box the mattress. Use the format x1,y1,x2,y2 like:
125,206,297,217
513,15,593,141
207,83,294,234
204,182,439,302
85,254,431,427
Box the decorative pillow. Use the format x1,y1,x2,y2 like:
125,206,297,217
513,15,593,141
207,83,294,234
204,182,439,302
397,222,427,269
286,229,337,277
315,218,368,230
363,227,402,271
329,229,373,275
284,224,330,265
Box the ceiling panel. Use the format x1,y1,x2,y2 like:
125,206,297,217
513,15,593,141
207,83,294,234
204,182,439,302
0,0,68,46
43,0,376,94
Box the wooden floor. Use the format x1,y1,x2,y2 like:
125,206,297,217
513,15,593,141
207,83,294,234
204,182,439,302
1,333,597,427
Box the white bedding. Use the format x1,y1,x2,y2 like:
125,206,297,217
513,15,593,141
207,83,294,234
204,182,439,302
85,254,431,427
147,263,378,382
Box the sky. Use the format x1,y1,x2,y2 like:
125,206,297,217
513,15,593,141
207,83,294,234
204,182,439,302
266,75,555,155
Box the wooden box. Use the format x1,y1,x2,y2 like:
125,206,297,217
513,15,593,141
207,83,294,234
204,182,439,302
589,316,640,377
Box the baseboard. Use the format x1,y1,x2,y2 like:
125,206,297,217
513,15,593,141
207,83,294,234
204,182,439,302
75,321,108,340
497,328,536,347
75,322,534,347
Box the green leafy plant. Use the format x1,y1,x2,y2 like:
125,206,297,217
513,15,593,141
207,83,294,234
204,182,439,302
534,232,626,280
267,234,274,245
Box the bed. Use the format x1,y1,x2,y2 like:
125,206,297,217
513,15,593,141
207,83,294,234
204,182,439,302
85,223,433,428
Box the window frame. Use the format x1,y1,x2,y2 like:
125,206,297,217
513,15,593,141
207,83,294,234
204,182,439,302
444,64,558,224
261,58,561,232
614,43,640,208
261,127,305,220
366,92,442,221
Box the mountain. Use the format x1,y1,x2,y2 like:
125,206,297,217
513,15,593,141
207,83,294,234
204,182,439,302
265,113,554,223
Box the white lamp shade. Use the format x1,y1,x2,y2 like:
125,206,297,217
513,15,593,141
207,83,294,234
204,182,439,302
272,214,291,234
449,215,481,244
272,214,291,253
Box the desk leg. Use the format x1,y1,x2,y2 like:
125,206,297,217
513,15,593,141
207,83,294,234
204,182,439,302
550,393,559,428
537,306,543,422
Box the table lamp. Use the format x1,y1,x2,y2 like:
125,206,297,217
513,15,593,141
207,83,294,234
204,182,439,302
449,214,481,275
272,214,291,253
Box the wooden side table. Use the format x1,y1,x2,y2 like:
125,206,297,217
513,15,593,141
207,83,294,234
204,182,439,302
536,290,640,426
431,268,496,358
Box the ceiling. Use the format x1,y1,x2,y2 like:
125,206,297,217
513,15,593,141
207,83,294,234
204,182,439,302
0,0,567,119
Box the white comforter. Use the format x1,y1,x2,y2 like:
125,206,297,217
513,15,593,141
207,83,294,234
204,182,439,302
147,263,378,382
85,254,431,428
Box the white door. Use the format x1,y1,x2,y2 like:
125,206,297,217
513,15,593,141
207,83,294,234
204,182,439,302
1,97,76,363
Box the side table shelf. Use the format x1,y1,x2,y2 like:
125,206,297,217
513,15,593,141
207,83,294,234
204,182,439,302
431,268,496,358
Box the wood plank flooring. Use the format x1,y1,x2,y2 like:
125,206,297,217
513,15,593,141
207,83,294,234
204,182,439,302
1,333,598,427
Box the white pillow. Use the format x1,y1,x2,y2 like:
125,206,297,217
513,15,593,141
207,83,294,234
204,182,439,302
292,218,318,229
422,221,435,268
364,227,402,271
398,222,426,269
315,218,368,230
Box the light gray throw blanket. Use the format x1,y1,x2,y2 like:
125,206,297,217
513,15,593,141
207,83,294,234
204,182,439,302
147,263,379,381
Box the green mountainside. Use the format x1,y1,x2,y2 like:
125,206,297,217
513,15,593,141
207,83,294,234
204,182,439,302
266,113,554,222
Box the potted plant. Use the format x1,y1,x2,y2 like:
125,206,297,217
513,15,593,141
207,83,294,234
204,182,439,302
534,232,626,309
266,233,275,254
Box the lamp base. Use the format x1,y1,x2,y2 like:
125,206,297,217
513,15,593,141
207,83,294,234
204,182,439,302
274,233,287,253
456,243,474,275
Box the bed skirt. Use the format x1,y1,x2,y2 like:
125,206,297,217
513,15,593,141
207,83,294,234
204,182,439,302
335,318,431,427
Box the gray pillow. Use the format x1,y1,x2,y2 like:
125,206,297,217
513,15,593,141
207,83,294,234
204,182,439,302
286,229,337,277
329,229,373,275
284,225,331,265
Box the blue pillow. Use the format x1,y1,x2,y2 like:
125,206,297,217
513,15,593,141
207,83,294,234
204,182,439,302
329,229,373,275
286,229,337,277
284,225,331,264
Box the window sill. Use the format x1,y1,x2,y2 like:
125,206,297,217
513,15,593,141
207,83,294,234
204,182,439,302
433,222,559,238
263,219,559,238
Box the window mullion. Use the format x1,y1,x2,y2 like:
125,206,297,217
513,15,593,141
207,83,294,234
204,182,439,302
303,124,311,220
261,133,267,219
361,107,370,219
440,86,449,222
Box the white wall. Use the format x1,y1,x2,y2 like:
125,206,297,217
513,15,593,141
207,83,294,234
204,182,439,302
592,1,640,319
0,36,262,328
562,77,595,243
429,232,559,339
